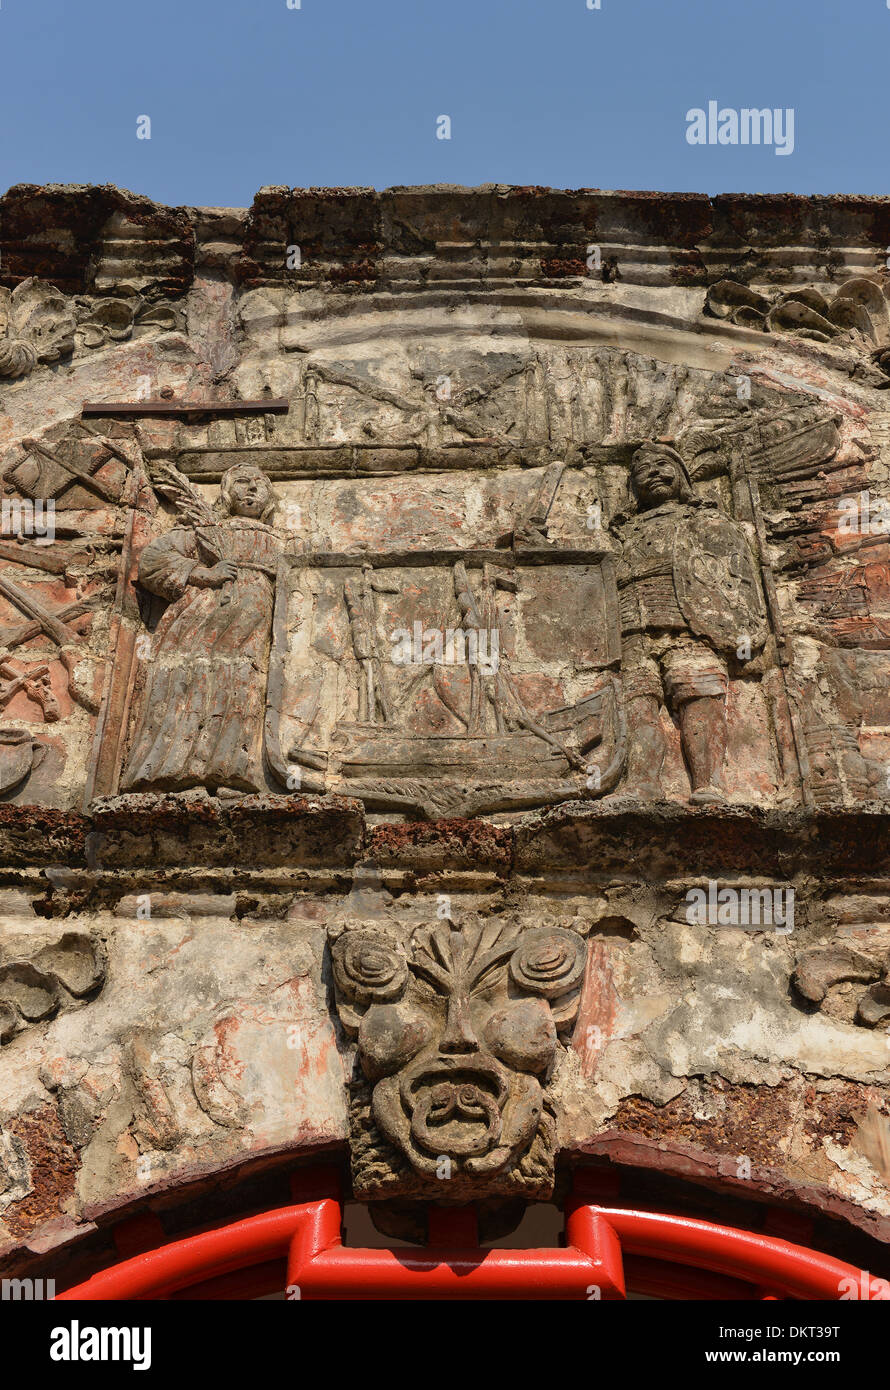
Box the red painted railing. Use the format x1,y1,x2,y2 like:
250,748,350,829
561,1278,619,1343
55,1173,868,1301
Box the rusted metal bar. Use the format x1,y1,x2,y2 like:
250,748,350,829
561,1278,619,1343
81,399,290,418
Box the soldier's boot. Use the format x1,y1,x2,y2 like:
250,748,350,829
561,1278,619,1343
621,694,666,800
679,694,728,805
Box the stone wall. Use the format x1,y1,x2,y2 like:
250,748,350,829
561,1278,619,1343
1,183,889,1281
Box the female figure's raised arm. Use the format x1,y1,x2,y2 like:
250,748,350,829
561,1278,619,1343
137,528,201,602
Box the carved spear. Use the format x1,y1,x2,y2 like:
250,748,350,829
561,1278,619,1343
0,573,80,646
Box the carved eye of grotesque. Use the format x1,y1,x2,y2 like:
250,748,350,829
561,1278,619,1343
509,927,586,999
331,930,408,1004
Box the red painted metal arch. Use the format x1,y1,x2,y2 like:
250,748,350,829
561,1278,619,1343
592,1206,861,1302
56,1196,867,1301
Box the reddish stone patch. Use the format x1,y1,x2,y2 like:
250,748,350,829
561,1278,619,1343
801,1083,869,1148
328,260,377,285
572,940,620,1076
4,1104,79,1238
611,1080,798,1166
540,257,586,278
367,817,513,873
1,659,75,723
508,673,566,719
213,1015,248,1087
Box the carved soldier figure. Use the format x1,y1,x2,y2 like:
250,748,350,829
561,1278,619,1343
122,464,285,796
615,441,768,804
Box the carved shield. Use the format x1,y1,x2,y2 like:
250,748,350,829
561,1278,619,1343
0,728,38,794
672,510,768,656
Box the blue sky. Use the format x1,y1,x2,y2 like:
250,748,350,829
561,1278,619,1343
0,0,883,205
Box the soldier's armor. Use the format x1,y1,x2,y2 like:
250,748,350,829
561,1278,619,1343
617,502,768,658
617,505,687,633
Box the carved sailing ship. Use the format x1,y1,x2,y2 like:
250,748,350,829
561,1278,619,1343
286,555,626,819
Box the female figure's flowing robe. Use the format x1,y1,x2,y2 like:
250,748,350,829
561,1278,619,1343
121,518,281,792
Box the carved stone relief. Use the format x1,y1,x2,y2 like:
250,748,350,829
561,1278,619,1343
0,277,184,381
3,187,890,1255
794,947,890,1029
97,372,866,819
329,915,587,1200
0,931,105,1044
615,441,768,804
121,462,286,796
1,336,884,818
706,276,890,347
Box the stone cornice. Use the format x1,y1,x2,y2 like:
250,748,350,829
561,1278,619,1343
5,183,890,295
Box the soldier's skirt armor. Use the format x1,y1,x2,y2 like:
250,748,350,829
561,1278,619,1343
617,503,729,709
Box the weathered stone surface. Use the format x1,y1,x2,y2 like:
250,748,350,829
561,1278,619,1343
0,901,345,1258
1,182,890,1275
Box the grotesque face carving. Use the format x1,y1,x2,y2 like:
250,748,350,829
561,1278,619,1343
329,916,587,1199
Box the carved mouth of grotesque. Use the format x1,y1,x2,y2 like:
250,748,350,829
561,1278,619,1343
400,1054,509,1157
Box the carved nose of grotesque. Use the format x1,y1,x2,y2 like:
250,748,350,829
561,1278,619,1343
439,993,480,1053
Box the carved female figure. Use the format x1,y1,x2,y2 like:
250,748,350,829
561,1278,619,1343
122,465,284,795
